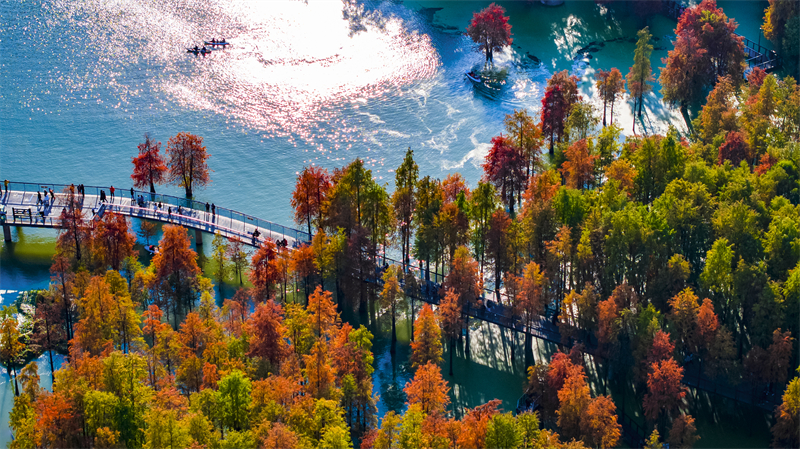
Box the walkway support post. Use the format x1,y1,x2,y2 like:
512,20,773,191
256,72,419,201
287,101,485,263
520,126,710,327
2,225,10,242
194,229,203,247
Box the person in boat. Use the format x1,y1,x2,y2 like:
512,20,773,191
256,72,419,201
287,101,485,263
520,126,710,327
211,38,216,43
221,38,226,43
193,45,199,52
468,71,478,79
202,46,207,52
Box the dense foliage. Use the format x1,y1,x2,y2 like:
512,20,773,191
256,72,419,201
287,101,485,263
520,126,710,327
5,2,800,447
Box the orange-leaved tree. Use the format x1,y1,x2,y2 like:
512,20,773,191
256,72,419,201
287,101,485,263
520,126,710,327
668,414,700,449
581,395,621,448
438,289,462,376
92,211,136,271
411,304,443,368
56,187,91,263
291,165,331,238
247,300,289,368
149,225,201,328
0,307,24,396
560,139,598,190
303,340,336,400
249,238,279,302
74,276,118,356
166,132,211,198
457,399,502,448
556,363,591,441
442,246,482,309
515,261,546,367
289,243,316,299
307,286,339,339
404,362,450,415
131,133,167,193
380,264,407,351
771,374,800,448
643,358,686,430
595,68,626,127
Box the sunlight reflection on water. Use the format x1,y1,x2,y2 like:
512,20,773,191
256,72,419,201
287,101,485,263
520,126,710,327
52,0,439,139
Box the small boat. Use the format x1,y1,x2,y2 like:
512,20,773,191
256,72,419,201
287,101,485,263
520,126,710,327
204,41,230,46
187,48,212,55
465,71,482,83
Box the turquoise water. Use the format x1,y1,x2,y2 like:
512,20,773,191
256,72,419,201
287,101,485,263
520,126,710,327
0,0,774,446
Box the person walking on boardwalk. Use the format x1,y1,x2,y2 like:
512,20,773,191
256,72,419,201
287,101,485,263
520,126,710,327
205,202,210,220
211,203,216,218
168,207,172,219
100,190,106,202
37,191,42,205
110,185,115,201
130,187,135,200
3,180,8,194
49,188,54,203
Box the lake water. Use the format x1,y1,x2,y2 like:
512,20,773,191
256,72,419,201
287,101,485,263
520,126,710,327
0,0,775,446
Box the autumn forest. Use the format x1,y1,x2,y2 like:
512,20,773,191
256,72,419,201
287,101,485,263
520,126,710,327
3,0,800,448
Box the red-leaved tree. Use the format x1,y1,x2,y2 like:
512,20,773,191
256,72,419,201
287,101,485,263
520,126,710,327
131,133,167,193
660,0,745,109
541,71,580,154
482,135,527,216
466,3,512,64
643,358,686,427
718,131,751,166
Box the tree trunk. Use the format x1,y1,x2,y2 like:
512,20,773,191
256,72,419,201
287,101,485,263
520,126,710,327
410,298,415,341
465,316,470,358
638,92,644,117
510,329,515,361
495,265,502,304
391,303,397,353
449,338,455,376
610,99,615,126
12,366,19,396
150,180,156,194
603,100,607,127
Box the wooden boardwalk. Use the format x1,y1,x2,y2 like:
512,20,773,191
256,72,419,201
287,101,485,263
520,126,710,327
0,182,310,247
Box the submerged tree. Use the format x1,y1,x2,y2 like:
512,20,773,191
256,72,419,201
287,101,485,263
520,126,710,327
660,0,745,110
380,265,407,352
410,304,443,368
596,68,626,127
466,3,513,64
149,225,202,328
627,27,654,129
131,133,167,194
542,71,580,154
291,166,332,238
166,132,211,198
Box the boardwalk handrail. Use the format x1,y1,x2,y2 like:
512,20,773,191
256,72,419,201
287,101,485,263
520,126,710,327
5,181,311,244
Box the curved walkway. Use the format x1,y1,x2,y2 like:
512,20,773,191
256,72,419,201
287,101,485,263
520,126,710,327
0,181,310,247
